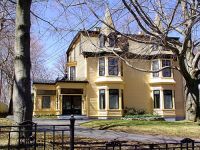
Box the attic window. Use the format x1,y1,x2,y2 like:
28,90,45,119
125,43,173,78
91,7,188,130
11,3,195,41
108,32,117,47
99,33,106,48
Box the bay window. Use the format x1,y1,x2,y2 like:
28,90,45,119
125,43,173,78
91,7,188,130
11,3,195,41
164,90,173,109
108,57,118,75
153,89,174,110
99,58,105,76
153,90,160,109
162,60,171,77
152,60,159,77
152,59,172,78
99,89,105,109
109,89,119,109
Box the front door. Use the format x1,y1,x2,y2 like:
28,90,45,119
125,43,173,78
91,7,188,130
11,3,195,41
62,96,82,115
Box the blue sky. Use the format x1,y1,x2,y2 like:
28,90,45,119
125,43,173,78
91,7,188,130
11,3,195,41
30,0,184,79
30,0,122,79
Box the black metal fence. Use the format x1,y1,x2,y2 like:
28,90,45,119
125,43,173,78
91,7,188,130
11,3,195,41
0,116,200,150
0,116,75,150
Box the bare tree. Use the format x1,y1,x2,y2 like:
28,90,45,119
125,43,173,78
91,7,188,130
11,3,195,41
84,0,200,121
13,0,32,123
54,53,67,77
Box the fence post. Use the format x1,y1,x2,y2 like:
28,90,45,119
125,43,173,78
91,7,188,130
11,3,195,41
70,115,75,150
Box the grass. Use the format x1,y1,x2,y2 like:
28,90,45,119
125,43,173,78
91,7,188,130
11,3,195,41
81,119,200,139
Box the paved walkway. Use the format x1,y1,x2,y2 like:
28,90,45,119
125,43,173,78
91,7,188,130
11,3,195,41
32,117,197,144
7,115,199,143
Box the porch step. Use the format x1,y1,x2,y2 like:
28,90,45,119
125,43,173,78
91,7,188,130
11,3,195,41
58,115,88,120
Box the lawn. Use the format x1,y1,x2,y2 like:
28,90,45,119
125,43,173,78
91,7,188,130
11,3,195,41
81,119,200,139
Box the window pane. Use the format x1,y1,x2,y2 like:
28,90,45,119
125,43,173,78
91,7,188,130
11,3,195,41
99,89,105,109
164,90,173,109
99,58,105,76
70,66,76,80
153,90,160,109
108,57,118,75
162,60,171,77
152,60,159,77
109,89,119,109
42,96,51,109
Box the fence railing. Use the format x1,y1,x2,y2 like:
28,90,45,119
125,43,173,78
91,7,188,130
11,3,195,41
0,116,200,150
0,115,75,150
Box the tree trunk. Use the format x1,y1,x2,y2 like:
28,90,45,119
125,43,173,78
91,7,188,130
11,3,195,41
13,0,32,123
185,81,200,121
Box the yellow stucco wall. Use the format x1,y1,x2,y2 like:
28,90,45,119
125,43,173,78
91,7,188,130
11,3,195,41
33,84,57,115
123,59,152,113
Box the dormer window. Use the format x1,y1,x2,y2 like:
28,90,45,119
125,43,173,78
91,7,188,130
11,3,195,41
108,32,117,47
99,33,106,48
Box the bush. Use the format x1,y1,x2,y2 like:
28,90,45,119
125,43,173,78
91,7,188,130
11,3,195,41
124,107,146,115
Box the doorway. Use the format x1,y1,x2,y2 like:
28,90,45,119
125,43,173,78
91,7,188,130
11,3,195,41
62,95,82,115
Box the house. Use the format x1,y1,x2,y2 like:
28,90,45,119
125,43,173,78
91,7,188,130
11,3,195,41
33,6,185,120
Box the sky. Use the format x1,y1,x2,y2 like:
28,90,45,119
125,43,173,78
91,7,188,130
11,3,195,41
31,0,124,79
30,0,189,79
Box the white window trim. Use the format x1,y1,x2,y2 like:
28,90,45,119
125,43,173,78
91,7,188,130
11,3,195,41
152,88,175,110
151,59,173,78
98,56,121,77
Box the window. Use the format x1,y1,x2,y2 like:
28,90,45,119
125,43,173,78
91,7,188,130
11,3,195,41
70,66,76,80
42,96,51,109
162,60,171,77
108,32,117,47
99,89,105,109
152,60,159,77
153,90,160,109
99,34,106,48
164,90,173,109
108,57,118,75
109,89,119,109
99,58,105,76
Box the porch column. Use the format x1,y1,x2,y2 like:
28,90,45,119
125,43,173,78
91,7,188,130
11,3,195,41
57,88,61,115
33,89,37,115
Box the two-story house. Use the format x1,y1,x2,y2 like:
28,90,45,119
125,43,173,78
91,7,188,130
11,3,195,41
33,6,185,120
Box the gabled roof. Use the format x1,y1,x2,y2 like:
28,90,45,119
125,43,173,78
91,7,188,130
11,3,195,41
66,30,99,55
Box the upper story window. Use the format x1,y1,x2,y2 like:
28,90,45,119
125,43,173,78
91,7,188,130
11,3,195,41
162,60,171,77
152,59,172,78
99,57,105,76
108,32,117,47
152,60,159,77
70,66,76,80
42,96,51,109
99,33,106,48
108,57,118,76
